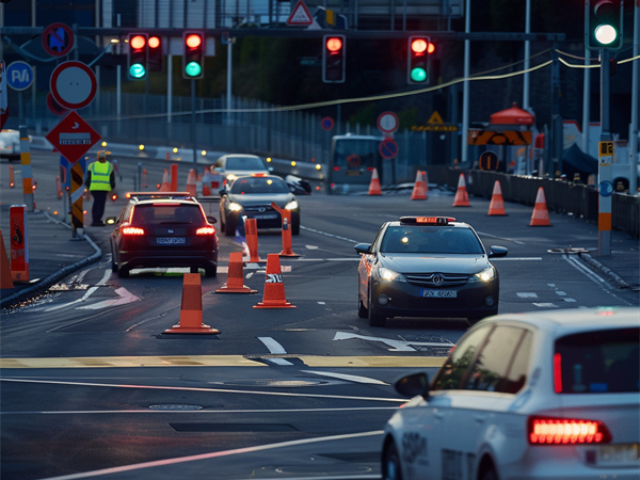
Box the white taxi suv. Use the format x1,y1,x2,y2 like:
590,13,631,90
381,307,639,480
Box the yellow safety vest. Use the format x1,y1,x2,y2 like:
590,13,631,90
89,161,113,191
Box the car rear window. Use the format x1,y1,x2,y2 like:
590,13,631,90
380,226,484,254
230,177,289,194
225,156,266,171
132,204,205,225
555,327,639,394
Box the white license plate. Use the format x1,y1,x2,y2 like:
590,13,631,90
597,444,640,466
420,289,457,298
157,237,186,245
254,214,278,220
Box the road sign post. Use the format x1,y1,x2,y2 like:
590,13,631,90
70,162,84,237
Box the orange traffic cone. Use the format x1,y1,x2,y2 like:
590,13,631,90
9,165,14,188
159,169,171,192
452,173,471,207
170,164,178,192
215,252,257,294
368,168,382,195
163,273,221,334
254,254,295,309
529,187,552,226
410,170,427,200
487,181,507,216
245,218,261,263
185,169,197,196
0,232,14,290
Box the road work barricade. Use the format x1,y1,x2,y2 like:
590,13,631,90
487,180,506,216
9,206,29,283
271,202,301,257
254,254,295,309
163,273,220,334
215,252,257,294
453,173,471,207
0,232,14,290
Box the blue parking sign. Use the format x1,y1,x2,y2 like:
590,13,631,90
6,61,34,91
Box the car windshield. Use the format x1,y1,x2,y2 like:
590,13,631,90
230,177,290,194
380,225,484,254
132,204,205,225
225,156,266,171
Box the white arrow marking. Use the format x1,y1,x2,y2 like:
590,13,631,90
45,269,112,312
77,287,140,310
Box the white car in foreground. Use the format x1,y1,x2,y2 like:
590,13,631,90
382,307,639,480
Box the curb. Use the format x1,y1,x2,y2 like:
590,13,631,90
579,253,630,289
0,213,102,309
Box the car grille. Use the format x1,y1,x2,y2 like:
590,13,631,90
403,272,471,287
242,205,276,213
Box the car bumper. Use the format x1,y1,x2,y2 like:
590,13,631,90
118,250,218,270
227,210,300,229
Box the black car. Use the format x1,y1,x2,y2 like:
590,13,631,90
109,193,218,278
219,175,300,236
355,216,508,327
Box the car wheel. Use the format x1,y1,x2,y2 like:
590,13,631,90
225,216,236,237
205,265,217,278
358,296,368,319
382,441,403,480
117,265,129,278
292,223,300,236
368,284,386,327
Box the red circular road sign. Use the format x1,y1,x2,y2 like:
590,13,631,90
50,61,97,110
42,23,74,57
379,138,399,159
46,92,68,116
347,154,361,167
321,116,335,131
377,111,399,134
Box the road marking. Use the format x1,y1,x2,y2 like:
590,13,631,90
491,257,542,261
33,430,384,480
77,287,140,310
258,337,287,354
475,231,525,245
563,298,577,302
533,303,558,308
45,269,112,312
267,358,294,366
318,301,326,305
333,332,454,352
300,226,360,243
516,292,538,298
562,254,606,285
305,245,319,250
548,283,556,287
555,291,567,296
303,370,389,385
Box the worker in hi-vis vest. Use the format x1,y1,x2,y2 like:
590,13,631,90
85,150,116,226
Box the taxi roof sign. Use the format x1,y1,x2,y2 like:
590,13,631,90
399,216,456,225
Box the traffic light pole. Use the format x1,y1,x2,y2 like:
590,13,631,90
191,79,197,166
599,48,612,256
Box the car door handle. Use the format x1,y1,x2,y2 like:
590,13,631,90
433,412,444,420
474,415,486,423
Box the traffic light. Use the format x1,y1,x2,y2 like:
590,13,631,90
322,34,346,83
407,36,434,84
183,31,205,79
127,33,148,80
586,0,624,50
148,35,163,72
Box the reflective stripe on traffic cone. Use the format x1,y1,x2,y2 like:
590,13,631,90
368,168,382,195
164,273,221,334
0,232,14,290
452,173,471,207
410,170,427,200
216,252,257,294
186,169,197,196
529,187,552,226
487,180,507,216
254,254,295,309
245,218,261,263
159,169,171,192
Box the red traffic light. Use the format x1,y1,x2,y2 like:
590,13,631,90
148,36,161,49
130,35,146,50
326,37,343,52
186,34,202,48
411,39,427,53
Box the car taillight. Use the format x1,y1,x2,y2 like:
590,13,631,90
196,226,215,235
528,416,612,445
122,226,145,235
553,353,563,393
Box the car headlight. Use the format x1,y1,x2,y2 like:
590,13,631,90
228,202,243,212
376,267,406,282
284,200,299,210
470,267,496,283
227,174,237,182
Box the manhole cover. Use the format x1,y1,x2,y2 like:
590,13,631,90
149,404,203,411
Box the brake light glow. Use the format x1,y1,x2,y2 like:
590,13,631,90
333,166,340,171
553,353,562,393
251,173,267,177
196,226,215,235
111,194,118,201
122,226,145,235
528,416,611,445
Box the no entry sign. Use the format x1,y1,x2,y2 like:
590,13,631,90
50,61,97,110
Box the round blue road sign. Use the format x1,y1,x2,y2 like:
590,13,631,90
379,138,399,159
321,116,334,131
6,61,34,91
599,180,613,197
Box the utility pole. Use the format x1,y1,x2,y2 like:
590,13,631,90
523,0,531,111
598,48,612,256
227,38,233,126
461,0,471,164
629,0,639,195
550,44,561,178
583,0,592,154
167,53,172,124
191,79,196,165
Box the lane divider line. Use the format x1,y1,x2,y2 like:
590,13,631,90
258,337,288,355
562,254,606,285
300,226,360,244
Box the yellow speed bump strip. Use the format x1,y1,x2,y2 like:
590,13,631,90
0,356,446,369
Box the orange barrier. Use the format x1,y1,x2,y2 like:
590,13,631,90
141,169,148,188
9,206,29,283
170,164,178,192
0,231,14,290
487,180,507,216
56,175,63,198
186,169,197,196
410,170,427,200
9,165,14,188
215,252,257,294
368,168,382,195
254,254,295,309
245,218,261,263
164,273,221,334
529,187,552,226
271,202,301,257
452,173,471,207
159,169,171,192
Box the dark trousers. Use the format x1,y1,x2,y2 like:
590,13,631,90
91,191,108,224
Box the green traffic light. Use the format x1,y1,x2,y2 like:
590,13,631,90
129,63,146,79
185,61,202,77
595,24,617,45
411,67,427,83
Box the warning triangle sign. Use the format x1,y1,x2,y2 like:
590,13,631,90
427,111,444,124
287,0,313,25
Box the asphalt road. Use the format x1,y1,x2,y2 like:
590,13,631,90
1,151,637,480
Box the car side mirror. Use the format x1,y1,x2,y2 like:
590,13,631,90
105,216,118,225
488,245,508,258
354,243,372,255
206,216,217,224
395,372,430,399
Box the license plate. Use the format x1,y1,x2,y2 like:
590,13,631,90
420,289,457,298
254,214,278,220
597,444,640,466
157,237,186,245
346,170,361,176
